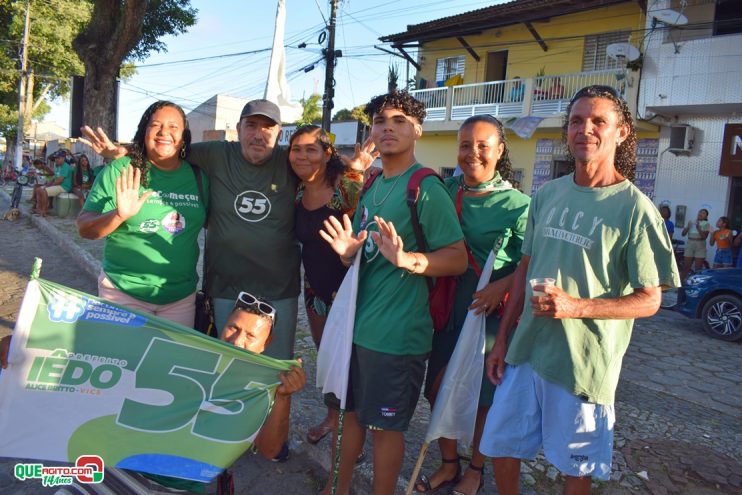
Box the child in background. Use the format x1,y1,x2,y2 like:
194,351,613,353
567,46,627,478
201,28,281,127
710,216,733,268
660,205,674,238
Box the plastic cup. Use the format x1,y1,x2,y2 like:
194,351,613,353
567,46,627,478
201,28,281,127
530,277,555,297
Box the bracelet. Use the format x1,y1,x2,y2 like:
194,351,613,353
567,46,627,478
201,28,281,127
340,254,354,266
406,252,422,274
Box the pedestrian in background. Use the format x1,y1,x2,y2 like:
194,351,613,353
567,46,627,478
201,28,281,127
681,208,711,280
710,216,733,268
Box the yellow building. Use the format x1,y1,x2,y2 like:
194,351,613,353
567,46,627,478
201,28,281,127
381,0,660,196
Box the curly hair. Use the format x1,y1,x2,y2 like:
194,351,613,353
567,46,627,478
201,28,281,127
561,85,637,182
363,90,427,124
459,115,513,182
130,101,192,187
288,125,347,187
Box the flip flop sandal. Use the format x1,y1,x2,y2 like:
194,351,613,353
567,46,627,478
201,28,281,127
306,423,332,444
451,463,485,495
414,456,461,493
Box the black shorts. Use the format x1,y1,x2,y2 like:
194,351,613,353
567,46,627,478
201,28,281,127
344,344,427,431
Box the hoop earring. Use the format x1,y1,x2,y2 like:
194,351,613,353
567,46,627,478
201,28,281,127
180,147,186,159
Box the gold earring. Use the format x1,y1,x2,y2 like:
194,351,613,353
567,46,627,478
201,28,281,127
180,147,186,159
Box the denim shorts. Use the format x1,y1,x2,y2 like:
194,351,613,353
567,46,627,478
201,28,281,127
479,363,615,480
714,248,732,266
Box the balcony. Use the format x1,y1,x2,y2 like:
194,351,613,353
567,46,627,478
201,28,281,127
410,69,638,132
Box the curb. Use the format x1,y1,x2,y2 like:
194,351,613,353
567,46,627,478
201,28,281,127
0,187,101,280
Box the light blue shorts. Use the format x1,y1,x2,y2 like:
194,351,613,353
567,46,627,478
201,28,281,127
480,362,615,480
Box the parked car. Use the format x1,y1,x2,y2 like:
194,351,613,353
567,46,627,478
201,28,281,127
675,268,742,341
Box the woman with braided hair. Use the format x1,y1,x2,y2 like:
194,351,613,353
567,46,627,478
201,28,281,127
77,100,208,327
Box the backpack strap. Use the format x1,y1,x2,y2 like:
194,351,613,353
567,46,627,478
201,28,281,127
407,167,444,292
358,167,382,202
454,186,483,278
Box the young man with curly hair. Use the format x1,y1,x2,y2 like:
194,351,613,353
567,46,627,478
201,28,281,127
481,86,679,494
321,91,467,494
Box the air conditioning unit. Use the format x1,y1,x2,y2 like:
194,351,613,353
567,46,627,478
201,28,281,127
668,124,695,155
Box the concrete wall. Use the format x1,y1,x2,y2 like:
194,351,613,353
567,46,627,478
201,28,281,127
653,115,740,235
641,2,742,110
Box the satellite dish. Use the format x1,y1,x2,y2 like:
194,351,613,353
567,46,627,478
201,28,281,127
606,43,641,62
652,9,688,26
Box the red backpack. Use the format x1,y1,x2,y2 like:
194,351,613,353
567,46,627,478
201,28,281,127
360,167,459,331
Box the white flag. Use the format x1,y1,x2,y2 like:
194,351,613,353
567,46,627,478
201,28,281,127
316,251,361,409
265,0,303,123
425,250,495,446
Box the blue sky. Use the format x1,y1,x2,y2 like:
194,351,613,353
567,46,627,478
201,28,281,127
46,0,502,138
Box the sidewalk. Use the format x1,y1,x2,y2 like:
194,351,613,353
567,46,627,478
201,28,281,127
2,183,740,494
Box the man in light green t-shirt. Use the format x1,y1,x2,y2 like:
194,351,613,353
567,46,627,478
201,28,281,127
480,85,680,494
31,150,75,216
321,91,467,495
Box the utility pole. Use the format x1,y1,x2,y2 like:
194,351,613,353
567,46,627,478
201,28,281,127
14,0,31,171
321,0,339,131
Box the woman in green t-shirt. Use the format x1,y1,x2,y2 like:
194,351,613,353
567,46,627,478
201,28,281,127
77,101,208,328
416,115,530,495
72,153,95,207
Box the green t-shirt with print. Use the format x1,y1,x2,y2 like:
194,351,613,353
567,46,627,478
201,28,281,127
79,167,94,187
188,141,300,300
352,164,464,355
83,157,208,304
444,174,530,273
506,174,680,405
55,162,75,192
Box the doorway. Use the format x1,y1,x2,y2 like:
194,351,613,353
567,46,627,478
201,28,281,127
485,51,508,102
486,51,508,81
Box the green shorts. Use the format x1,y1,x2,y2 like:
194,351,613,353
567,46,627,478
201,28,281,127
347,345,427,431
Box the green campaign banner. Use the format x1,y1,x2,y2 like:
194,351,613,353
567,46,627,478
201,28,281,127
0,277,296,483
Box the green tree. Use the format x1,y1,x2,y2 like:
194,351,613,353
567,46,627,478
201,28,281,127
333,108,353,121
0,0,90,155
350,105,370,126
331,105,369,126
388,64,399,93
73,0,197,139
298,93,322,126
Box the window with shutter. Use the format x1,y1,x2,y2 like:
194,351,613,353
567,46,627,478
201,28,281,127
435,55,465,83
582,31,631,71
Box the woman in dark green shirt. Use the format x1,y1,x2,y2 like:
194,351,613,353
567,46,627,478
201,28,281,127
416,115,530,495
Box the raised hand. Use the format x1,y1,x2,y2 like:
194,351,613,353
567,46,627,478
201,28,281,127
371,216,406,267
320,213,367,258
79,126,128,160
115,166,152,221
341,136,379,172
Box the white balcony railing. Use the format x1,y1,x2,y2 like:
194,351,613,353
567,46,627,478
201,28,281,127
412,69,630,122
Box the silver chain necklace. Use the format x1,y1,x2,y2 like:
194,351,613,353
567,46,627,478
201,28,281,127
372,163,415,207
